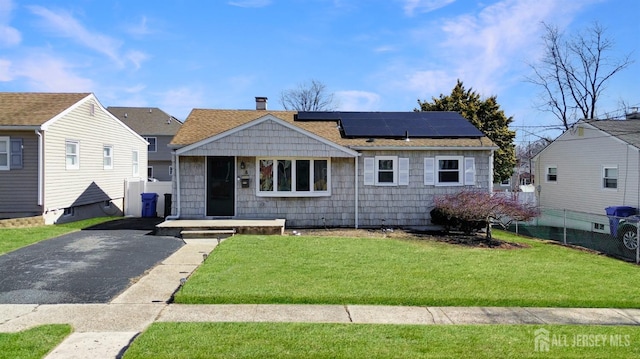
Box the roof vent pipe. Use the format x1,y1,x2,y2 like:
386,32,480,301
255,97,268,110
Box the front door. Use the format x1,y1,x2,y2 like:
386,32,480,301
206,156,235,216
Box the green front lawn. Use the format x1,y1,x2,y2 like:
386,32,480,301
0,324,72,359
123,323,640,359
0,217,119,255
175,230,640,308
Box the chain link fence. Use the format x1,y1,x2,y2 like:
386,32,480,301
506,207,640,264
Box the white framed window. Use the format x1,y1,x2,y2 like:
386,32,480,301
65,140,79,170
546,166,557,182
132,150,139,177
501,178,511,186
63,207,75,217
144,137,157,152
103,145,113,169
363,156,409,186
0,137,9,170
603,166,617,189
424,156,475,186
257,158,330,197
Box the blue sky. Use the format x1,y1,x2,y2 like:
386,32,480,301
0,0,638,144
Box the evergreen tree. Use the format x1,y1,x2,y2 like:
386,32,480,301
417,80,516,182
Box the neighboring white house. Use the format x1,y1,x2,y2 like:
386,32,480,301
167,98,498,228
534,117,640,221
0,92,148,224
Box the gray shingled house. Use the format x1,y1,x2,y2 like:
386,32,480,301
107,107,182,181
0,93,148,224
167,99,498,228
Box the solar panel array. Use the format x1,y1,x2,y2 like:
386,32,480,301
295,111,484,138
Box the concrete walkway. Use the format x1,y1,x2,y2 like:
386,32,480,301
0,238,639,358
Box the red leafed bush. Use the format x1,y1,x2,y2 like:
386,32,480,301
432,190,539,239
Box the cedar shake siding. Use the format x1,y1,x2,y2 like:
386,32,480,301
170,110,497,228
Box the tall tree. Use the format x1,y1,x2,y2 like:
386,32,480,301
417,80,516,182
528,22,633,130
279,79,338,111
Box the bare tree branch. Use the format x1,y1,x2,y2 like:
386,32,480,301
279,79,338,111
526,21,634,130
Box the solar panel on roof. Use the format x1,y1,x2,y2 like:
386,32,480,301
296,111,484,138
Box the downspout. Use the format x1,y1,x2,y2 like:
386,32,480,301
355,156,359,229
35,130,43,206
165,152,181,220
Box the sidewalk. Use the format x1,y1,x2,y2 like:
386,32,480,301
0,238,639,358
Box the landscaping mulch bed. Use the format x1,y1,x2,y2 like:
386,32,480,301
288,228,529,249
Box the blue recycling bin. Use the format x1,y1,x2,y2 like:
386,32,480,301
605,206,636,237
141,193,159,218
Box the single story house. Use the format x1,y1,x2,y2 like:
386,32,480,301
168,98,498,228
0,92,148,224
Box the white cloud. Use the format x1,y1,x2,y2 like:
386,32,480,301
402,0,455,17
126,50,149,70
159,87,205,120
0,0,20,46
126,16,153,37
28,5,125,66
398,0,592,98
0,58,12,81
14,54,93,91
335,90,381,111
228,0,271,8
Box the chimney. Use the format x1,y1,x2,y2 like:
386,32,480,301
255,97,268,110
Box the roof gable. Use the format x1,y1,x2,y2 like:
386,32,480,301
0,92,91,127
176,114,359,157
107,106,182,136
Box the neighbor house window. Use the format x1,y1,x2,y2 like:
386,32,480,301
501,178,511,186
603,166,618,189
144,137,157,152
257,158,329,196
546,166,557,182
132,150,139,177
169,166,173,176
363,156,409,186
103,145,113,169
63,207,75,217
148,166,154,179
0,137,8,170
66,140,79,170
424,156,475,186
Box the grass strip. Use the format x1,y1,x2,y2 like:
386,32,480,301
0,324,72,359
123,322,640,359
0,216,119,255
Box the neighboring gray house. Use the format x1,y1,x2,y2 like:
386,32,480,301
108,107,182,181
167,99,497,228
534,117,640,221
0,93,148,224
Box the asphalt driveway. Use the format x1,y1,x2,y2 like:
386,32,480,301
0,218,184,304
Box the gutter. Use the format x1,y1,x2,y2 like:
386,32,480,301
349,146,499,151
35,130,43,206
165,152,181,220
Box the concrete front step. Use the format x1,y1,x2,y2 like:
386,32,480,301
180,229,236,239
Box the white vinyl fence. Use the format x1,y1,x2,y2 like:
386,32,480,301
124,179,172,218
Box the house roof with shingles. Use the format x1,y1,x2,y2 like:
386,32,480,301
107,106,182,136
0,92,91,127
171,109,497,150
584,119,640,149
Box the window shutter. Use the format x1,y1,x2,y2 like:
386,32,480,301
10,138,23,169
364,158,374,185
424,158,435,185
398,158,409,185
464,157,475,185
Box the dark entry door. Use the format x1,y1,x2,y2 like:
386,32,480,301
206,156,235,216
